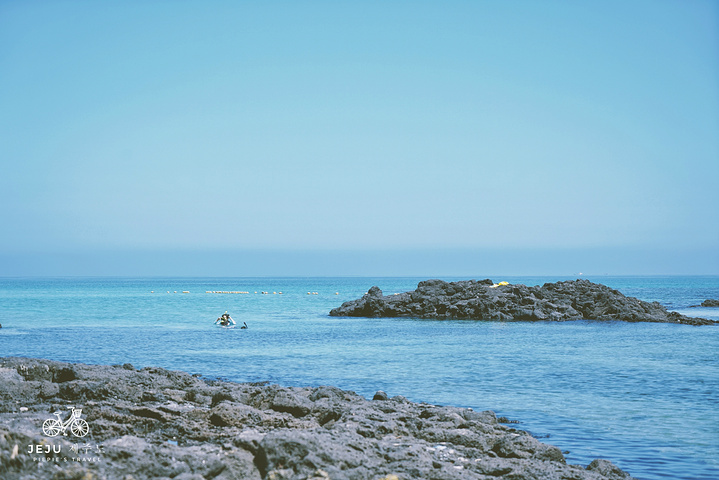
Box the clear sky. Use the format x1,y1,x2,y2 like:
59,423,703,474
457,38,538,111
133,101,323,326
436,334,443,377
1,0,718,276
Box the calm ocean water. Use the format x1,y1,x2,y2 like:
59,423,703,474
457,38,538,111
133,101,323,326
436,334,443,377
1,275,717,480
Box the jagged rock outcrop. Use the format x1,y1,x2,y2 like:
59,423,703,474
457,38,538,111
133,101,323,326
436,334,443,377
330,279,715,326
697,299,719,307
0,357,635,480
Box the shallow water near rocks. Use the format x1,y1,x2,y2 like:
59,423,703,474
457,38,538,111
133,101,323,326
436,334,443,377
1,275,718,480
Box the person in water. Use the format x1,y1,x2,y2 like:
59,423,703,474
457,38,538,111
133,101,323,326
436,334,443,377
240,322,247,329
215,312,235,327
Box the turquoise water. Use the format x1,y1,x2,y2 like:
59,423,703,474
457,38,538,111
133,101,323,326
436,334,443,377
1,275,718,480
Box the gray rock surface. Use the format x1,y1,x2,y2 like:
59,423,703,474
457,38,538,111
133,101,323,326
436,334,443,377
0,357,636,480
688,299,719,308
701,299,719,307
329,279,716,325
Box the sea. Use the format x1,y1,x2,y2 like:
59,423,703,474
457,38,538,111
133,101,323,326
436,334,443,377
0,275,717,480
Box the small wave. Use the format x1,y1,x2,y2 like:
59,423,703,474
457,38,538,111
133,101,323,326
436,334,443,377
671,308,719,321
0,328,29,336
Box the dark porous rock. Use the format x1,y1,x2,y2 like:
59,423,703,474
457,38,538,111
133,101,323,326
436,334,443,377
52,366,77,383
373,390,389,401
689,299,719,308
270,390,313,418
210,401,266,427
0,357,636,480
330,278,716,325
588,458,634,479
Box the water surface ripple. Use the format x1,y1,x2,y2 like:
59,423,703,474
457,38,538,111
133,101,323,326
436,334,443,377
1,276,717,480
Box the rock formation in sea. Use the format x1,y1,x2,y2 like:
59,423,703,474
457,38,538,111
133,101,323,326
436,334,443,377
0,357,635,480
329,279,716,326
698,299,719,307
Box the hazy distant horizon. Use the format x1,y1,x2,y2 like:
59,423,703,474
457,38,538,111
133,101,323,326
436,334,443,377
2,246,716,277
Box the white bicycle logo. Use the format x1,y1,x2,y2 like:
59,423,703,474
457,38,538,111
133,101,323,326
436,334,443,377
42,407,89,437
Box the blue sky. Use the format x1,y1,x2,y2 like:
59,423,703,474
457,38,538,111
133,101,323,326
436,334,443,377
1,0,717,276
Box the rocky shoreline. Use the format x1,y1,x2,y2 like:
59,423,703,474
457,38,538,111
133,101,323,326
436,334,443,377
329,279,716,326
0,357,635,480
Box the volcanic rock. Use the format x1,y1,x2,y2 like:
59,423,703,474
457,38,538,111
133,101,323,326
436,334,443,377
330,279,715,325
0,357,636,480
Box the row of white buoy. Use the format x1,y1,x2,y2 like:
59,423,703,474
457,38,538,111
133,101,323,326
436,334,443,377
152,291,339,295
206,291,252,294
